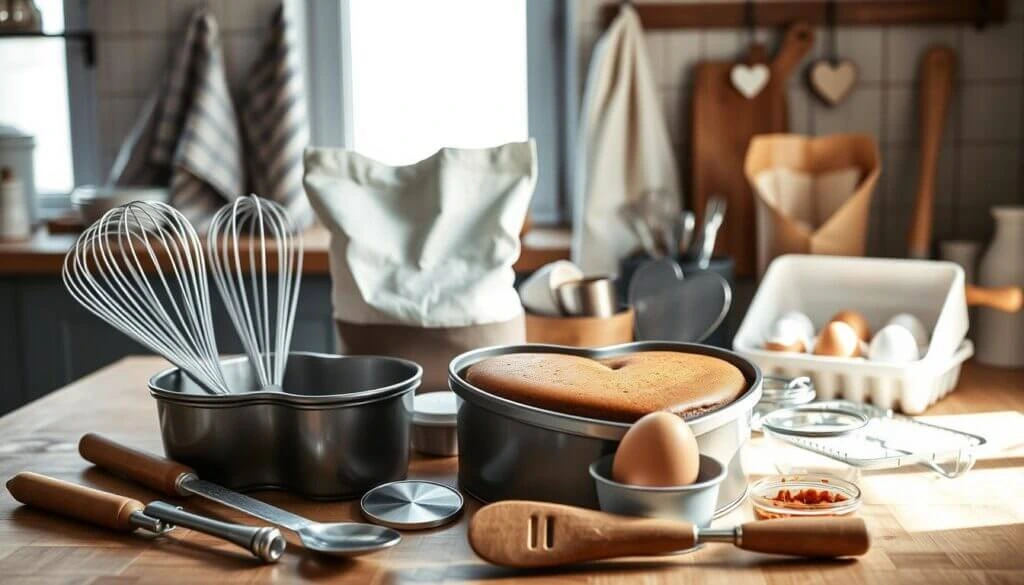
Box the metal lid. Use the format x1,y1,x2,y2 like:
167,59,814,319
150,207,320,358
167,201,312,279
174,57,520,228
762,405,870,437
360,480,463,530
0,125,35,147
413,391,457,426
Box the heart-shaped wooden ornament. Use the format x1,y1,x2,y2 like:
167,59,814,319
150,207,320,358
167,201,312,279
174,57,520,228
730,63,770,99
809,60,858,106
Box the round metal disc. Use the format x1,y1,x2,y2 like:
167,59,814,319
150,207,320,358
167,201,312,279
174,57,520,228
762,405,870,437
360,480,463,530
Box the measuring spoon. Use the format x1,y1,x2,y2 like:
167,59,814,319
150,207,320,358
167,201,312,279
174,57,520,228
79,433,401,557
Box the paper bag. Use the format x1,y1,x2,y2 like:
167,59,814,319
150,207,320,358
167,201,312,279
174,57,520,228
745,134,881,277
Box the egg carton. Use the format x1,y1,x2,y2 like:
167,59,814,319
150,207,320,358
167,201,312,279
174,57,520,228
734,255,971,414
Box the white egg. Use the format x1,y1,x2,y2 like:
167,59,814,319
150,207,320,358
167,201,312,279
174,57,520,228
769,310,815,347
886,313,929,350
868,325,921,363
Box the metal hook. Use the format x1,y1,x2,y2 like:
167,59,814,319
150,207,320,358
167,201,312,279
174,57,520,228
744,0,757,45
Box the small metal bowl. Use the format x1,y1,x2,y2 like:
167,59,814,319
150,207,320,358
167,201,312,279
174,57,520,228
589,454,727,528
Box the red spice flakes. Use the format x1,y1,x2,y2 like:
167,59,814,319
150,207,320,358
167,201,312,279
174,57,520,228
771,488,848,505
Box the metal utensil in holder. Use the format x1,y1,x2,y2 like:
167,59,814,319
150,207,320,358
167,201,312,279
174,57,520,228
763,401,986,479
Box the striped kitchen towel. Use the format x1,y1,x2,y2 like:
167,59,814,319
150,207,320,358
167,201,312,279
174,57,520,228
239,4,312,229
110,7,243,231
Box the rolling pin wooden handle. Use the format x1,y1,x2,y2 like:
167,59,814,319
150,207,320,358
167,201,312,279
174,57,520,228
738,518,870,558
6,472,144,532
79,433,194,496
966,284,1024,313
908,45,956,258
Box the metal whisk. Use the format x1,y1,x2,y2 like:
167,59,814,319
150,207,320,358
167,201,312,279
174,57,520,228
207,196,303,392
62,201,231,395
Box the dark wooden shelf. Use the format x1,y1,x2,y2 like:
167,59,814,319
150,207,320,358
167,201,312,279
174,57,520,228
602,0,1008,29
0,30,94,65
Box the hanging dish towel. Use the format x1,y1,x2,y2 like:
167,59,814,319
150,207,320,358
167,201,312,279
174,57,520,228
110,7,243,230
239,5,313,229
572,4,681,275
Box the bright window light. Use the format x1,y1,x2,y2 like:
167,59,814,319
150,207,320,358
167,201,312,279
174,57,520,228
348,0,528,166
0,0,74,193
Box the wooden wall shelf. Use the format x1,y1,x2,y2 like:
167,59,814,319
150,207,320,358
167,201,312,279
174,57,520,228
601,1,1008,29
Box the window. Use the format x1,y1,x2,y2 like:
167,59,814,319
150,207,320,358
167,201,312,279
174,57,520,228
0,0,74,193
300,0,567,223
348,0,528,166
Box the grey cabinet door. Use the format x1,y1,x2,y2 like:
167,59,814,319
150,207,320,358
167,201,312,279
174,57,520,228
0,282,24,413
14,276,336,406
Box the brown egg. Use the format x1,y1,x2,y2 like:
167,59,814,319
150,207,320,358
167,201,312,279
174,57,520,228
814,321,862,358
829,310,871,342
612,411,700,487
764,337,806,353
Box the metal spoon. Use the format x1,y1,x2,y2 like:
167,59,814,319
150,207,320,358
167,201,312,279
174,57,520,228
79,434,401,557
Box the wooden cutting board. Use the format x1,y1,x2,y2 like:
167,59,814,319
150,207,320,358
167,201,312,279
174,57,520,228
690,23,814,277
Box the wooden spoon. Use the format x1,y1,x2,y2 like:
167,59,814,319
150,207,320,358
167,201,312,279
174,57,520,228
907,46,956,259
468,500,870,568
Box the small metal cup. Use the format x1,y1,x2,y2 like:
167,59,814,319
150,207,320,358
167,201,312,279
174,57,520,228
556,277,618,318
589,454,726,528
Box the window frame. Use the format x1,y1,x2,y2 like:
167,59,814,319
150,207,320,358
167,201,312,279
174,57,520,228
296,0,570,224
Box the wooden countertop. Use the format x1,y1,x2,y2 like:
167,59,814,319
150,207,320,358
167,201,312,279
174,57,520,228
0,226,571,276
1,358,1021,583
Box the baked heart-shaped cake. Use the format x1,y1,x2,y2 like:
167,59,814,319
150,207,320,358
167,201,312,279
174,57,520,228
465,351,747,422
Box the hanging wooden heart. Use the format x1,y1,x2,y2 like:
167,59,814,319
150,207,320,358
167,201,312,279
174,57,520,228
730,63,771,99
809,60,858,106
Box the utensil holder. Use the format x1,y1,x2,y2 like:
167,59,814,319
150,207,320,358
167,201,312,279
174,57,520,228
524,308,634,347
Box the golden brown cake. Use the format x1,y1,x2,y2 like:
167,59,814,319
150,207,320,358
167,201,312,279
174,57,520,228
465,351,747,422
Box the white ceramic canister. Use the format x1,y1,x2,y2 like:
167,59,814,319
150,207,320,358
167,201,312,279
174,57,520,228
976,206,1024,367
0,125,37,225
0,168,31,240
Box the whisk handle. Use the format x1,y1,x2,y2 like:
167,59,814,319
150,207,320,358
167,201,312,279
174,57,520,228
80,433,194,496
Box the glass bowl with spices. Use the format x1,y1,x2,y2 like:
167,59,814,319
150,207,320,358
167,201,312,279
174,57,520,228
748,474,861,520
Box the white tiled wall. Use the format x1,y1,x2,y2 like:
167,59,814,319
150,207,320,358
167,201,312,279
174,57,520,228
575,0,1024,255
88,0,280,178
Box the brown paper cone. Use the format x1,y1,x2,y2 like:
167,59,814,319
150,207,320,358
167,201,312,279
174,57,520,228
745,134,881,277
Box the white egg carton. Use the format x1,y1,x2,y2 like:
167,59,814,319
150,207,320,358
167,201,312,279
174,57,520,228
733,255,971,414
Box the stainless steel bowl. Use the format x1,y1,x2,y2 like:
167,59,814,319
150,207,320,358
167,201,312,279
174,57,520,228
590,454,726,528
150,352,421,499
448,342,762,515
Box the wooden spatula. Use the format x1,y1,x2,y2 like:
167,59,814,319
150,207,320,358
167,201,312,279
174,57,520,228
966,284,1024,313
907,46,956,259
468,500,870,568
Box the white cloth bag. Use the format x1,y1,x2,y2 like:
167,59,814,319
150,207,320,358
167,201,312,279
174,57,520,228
303,141,536,328
572,5,682,275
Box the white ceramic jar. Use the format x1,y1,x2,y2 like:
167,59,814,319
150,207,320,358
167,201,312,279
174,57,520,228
976,206,1024,367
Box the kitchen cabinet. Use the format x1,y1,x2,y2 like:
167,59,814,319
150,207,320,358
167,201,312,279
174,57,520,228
0,275,336,414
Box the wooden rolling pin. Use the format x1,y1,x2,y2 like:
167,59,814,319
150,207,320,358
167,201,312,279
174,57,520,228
966,284,1024,313
907,46,956,259
468,500,870,568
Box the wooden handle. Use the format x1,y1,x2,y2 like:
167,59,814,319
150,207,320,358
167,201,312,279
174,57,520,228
908,45,956,258
771,22,815,78
79,433,194,496
966,284,1024,313
6,472,144,532
468,500,696,568
739,518,870,557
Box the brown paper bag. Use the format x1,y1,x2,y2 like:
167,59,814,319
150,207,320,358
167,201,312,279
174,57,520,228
744,134,881,276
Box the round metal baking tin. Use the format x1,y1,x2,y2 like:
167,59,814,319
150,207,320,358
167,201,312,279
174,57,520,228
449,342,763,440
449,341,762,514
150,352,422,408
360,480,463,530
762,405,870,437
